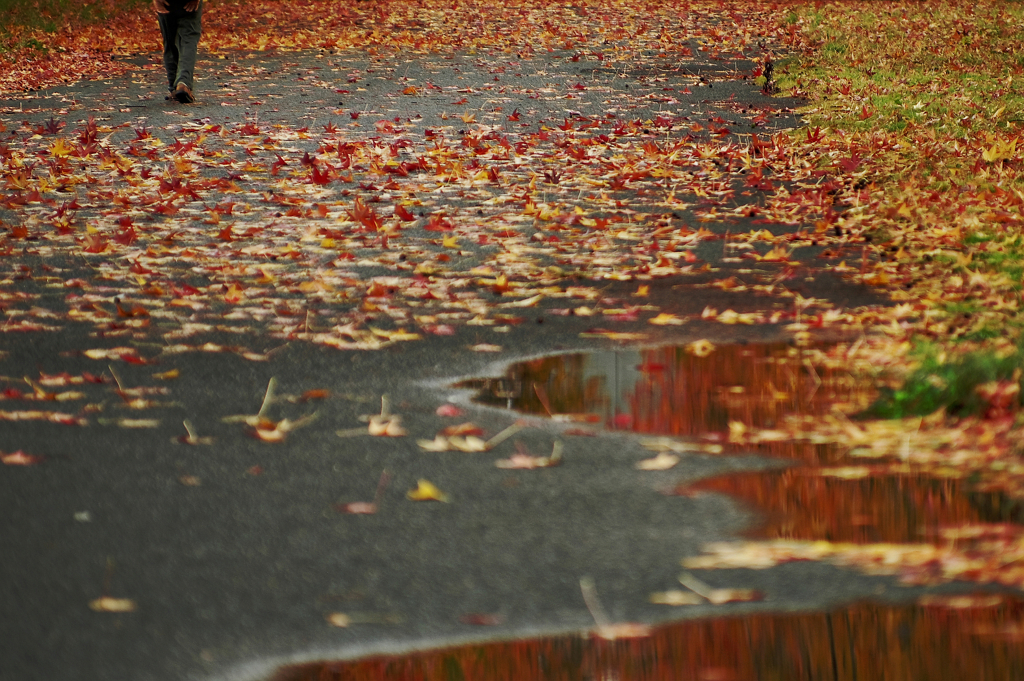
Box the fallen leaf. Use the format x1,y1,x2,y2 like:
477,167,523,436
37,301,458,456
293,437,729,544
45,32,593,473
648,313,687,326
174,419,214,445
337,501,378,514
436,403,464,417
368,414,406,436
417,435,453,451
495,441,563,469
685,339,716,357
635,452,680,470
326,612,351,627
649,590,704,606
1,450,43,465
677,573,763,604
89,597,136,613
407,479,449,502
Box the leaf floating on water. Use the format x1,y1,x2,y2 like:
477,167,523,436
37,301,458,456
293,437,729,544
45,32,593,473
685,339,716,357
918,594,1006,610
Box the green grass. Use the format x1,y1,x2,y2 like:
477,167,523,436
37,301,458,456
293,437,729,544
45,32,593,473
867,342,1023,418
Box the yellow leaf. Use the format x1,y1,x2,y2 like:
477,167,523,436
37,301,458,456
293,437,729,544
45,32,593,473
369,327,421,341
89,596,136,612
442,235,460,249
648,313,686,326
649,590,703,606
407,479,449,502
635,452,680,470
685,339,715,357
759,244,791,262
327,612,351,627
50,139,73,157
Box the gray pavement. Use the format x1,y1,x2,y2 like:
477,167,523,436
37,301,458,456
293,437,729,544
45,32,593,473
0,39,941,681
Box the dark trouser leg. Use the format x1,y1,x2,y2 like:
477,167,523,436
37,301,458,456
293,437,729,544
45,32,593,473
157,1,203,92
172,2,202,91
157,12,180,92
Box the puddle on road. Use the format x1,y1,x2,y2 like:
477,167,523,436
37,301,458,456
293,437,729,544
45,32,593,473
274,343,1024,680
459,341,872,462
275,596,1024,681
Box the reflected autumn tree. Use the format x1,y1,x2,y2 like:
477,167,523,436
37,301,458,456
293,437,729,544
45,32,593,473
688,470,1024,545
276,597,1024,681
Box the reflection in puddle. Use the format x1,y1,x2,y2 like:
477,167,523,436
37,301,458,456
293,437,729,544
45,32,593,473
322,342,1023,681
459,342,873,463
685,469,1024,545
275,596,1024,681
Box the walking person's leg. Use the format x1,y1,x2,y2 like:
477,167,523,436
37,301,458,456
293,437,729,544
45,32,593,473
171,1,203,101
156,5,180,96
153,0,203,103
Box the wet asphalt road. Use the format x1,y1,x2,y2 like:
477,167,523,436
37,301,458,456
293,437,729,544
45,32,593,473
0,41,957,681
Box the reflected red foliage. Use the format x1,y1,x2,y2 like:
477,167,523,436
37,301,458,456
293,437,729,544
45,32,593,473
275,597,1024,681
687,469,1022,544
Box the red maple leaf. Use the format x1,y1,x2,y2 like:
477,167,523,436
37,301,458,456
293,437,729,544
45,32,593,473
348,196,381,230
394,204,417,221
310,164,332,186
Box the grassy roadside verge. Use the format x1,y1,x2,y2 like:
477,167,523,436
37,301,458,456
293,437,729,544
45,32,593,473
781,1,1024,419
0,0,151,92
0,0,148,44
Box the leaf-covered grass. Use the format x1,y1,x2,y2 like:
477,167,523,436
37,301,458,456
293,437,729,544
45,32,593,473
0,0,148,47
781,2,1024,417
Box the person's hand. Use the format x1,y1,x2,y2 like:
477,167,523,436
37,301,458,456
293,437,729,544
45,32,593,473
152,0,169,13
184,0,200,10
